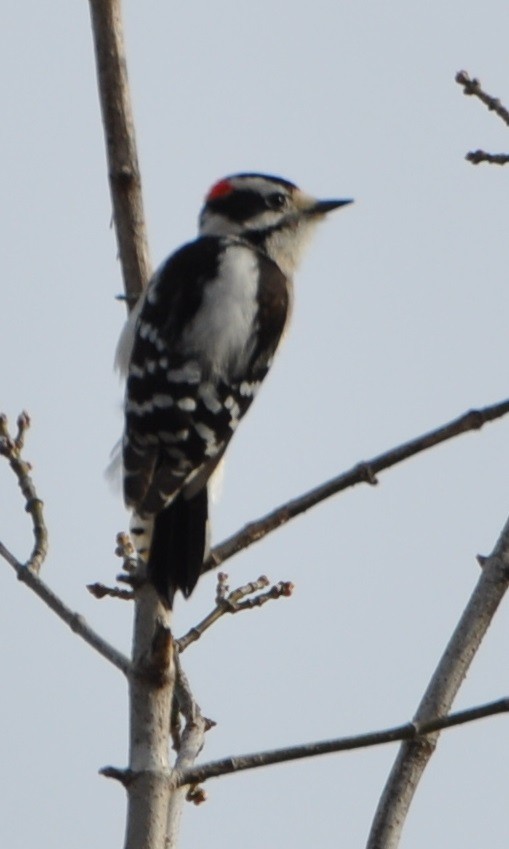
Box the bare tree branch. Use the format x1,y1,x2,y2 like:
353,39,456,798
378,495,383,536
366,514,509,849
177,696,509,787
0,540,130,674
466,150,509,165
85,4,185,846
121,598,176,849
455,71,509,166
0,413,130,673
207,399,509,571
0,412,48,574
88,0,151,305
456,70,509,126
87,582,134,600
177,573,293,653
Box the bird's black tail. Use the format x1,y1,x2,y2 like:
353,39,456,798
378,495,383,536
148,488,209,608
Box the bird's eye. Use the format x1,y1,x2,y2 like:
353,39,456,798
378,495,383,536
267,192,287,210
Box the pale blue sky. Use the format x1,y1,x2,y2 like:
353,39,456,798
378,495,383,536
2,1,509,847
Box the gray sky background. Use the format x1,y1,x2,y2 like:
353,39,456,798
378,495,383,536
2,1,509,847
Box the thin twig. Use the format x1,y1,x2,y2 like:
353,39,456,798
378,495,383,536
366,513,509,849
0,413,48,574
455,71,509,166
177,574,293,653
0,540,130,675
456,70,509,127
87,582,134,600
207,399,509,571
177,696,509,786
466,150,509,165
100,766,135,786
0,414,130,673
87,0,151,305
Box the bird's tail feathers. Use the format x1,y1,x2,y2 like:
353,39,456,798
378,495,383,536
131,489,209,608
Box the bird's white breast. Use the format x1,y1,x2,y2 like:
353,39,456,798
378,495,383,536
180,244,259,379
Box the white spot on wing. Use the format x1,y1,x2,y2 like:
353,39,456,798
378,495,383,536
126,394,174,414
129,363,145,379
160,429,190,443
177,397,197,412
224,395,241,428
197,383,222,414
138,322,167,352
194,422,219,456
239,380,260,397
167,362,201,383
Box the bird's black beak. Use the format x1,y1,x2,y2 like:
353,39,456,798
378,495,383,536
311,198,354,215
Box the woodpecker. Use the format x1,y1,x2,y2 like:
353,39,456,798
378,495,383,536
118,173,352,606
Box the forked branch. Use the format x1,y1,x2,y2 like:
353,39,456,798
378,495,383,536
0,414,130,675
0,412,48,573
177,695,509,786
177,572,293,652
456,70,509,165
366,513,509,849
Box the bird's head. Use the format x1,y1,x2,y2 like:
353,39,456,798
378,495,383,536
199,173,352,275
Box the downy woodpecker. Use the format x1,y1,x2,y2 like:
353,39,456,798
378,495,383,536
118,173,352,606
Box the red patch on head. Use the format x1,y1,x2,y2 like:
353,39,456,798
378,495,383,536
206,178,233,202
